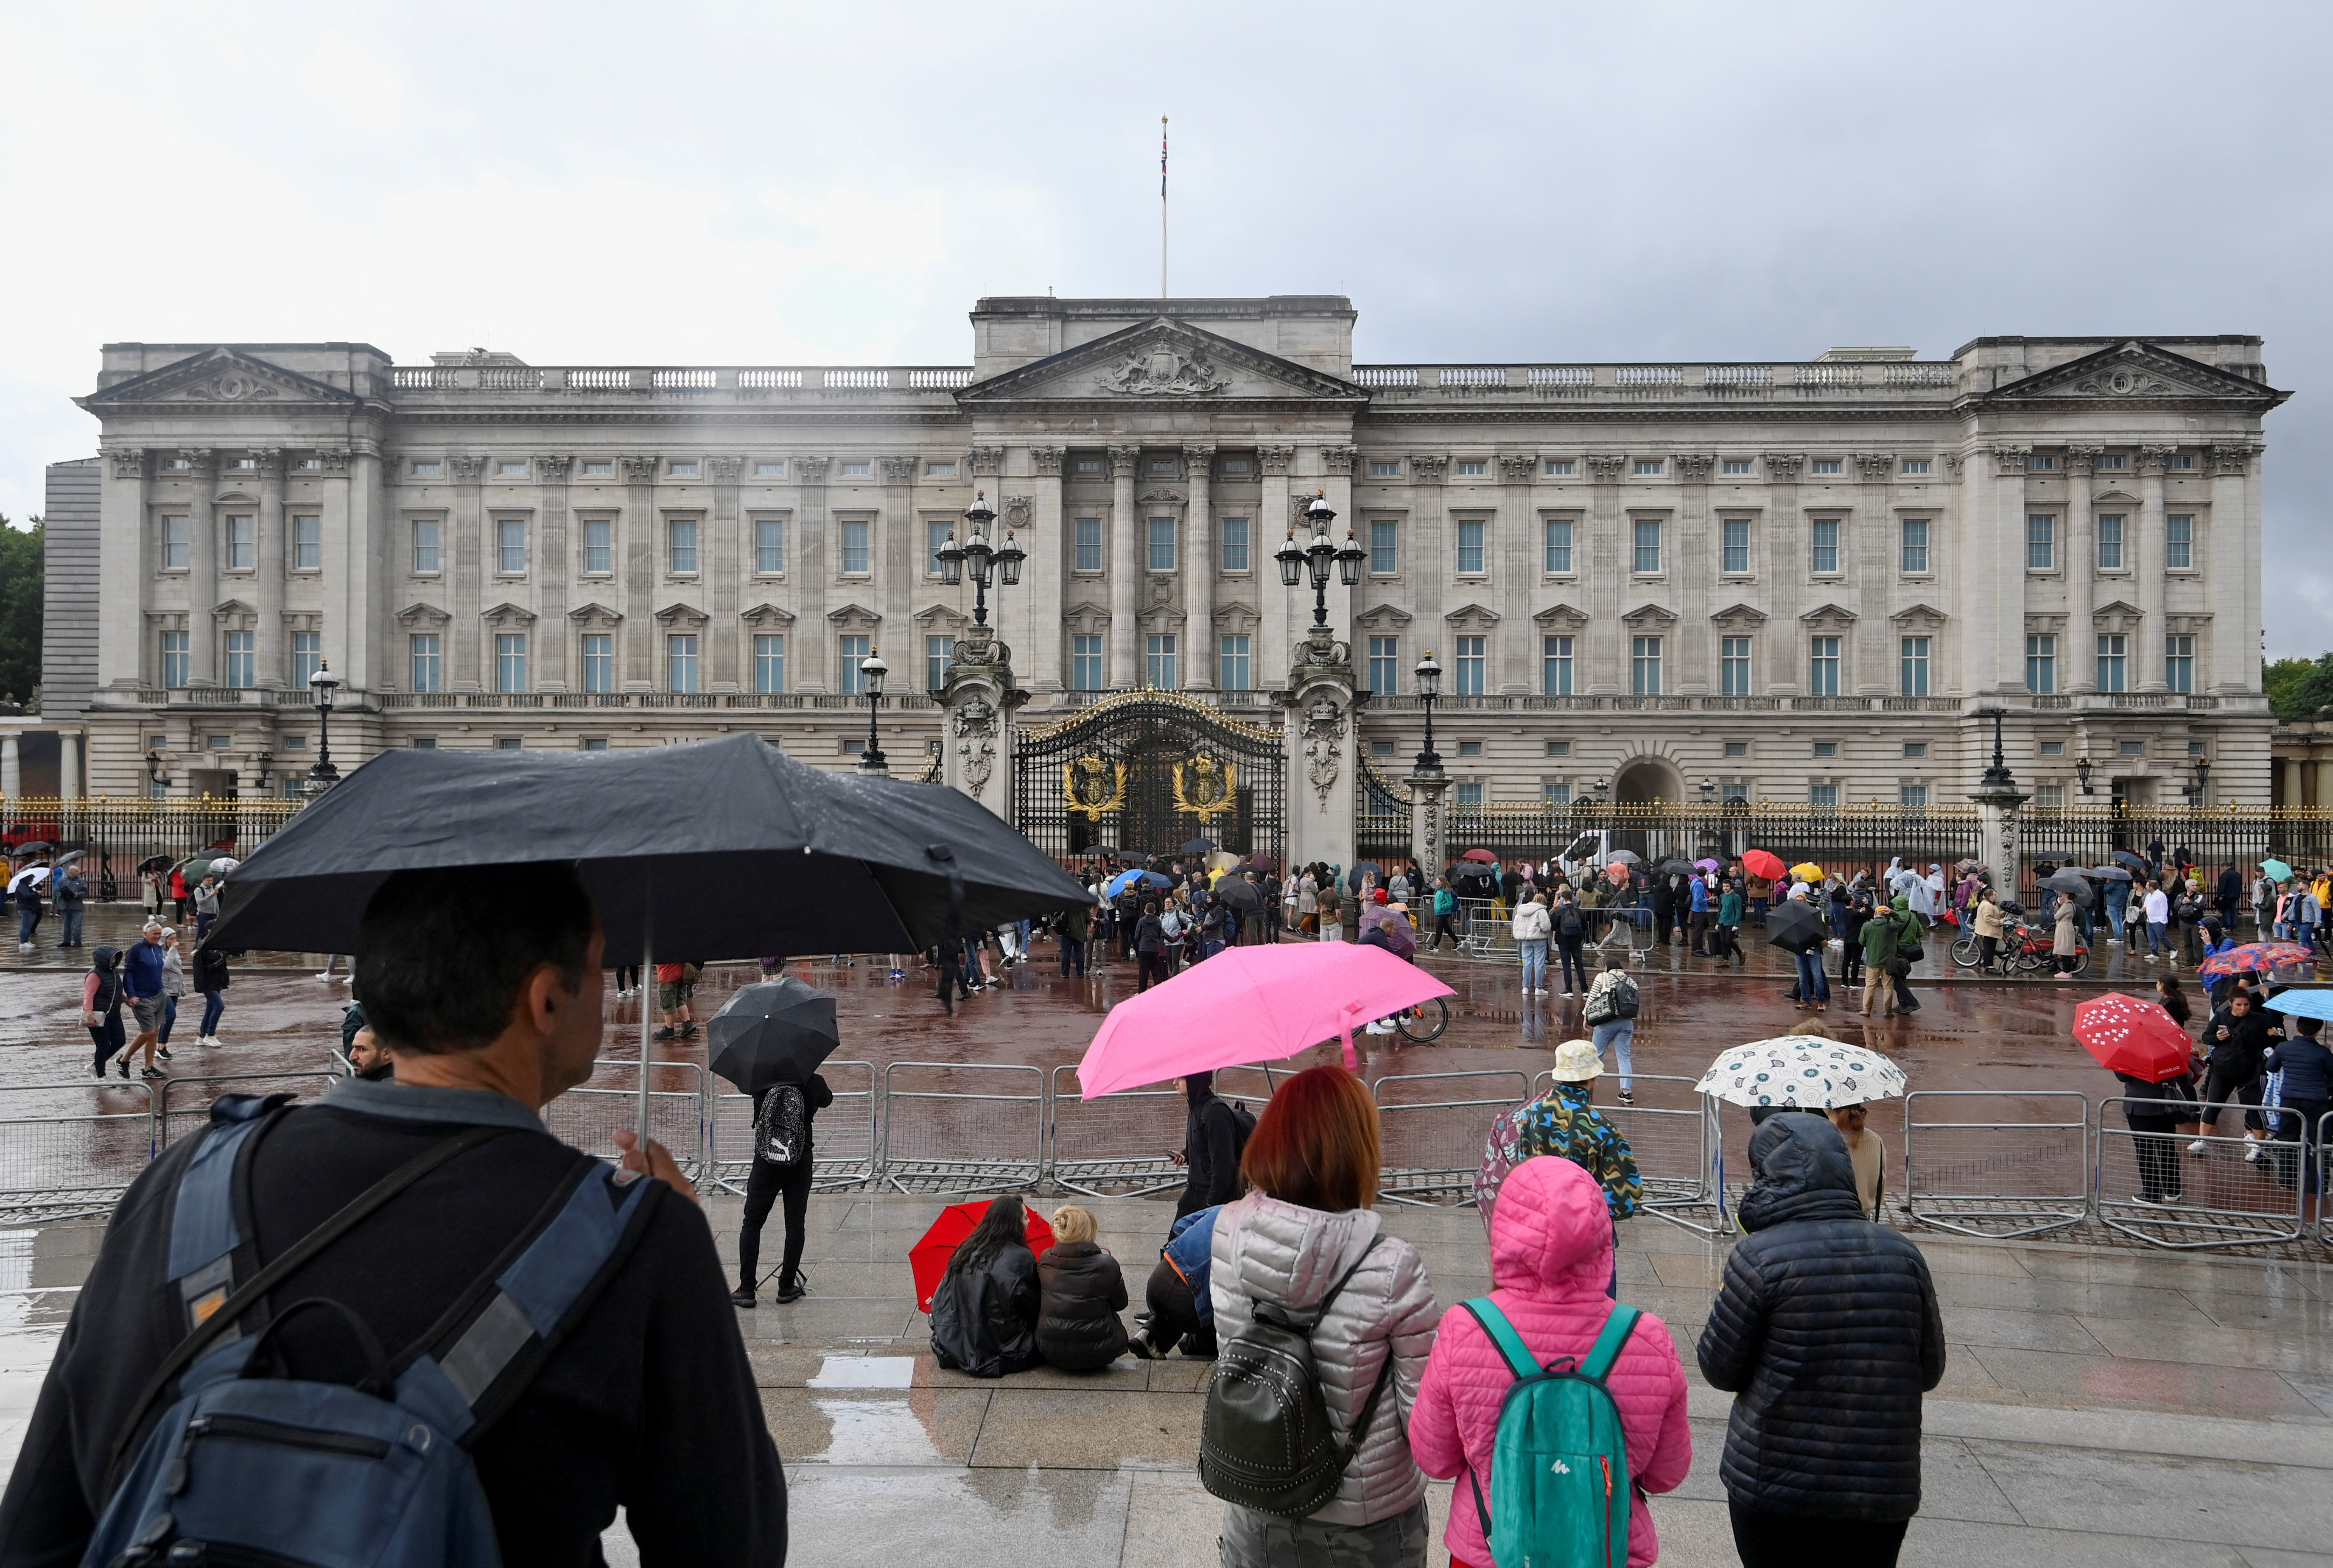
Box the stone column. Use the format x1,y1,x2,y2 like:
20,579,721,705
450,456,488,690
99,448,147,690
0,734,18,799
1673,454,1714,695
937,623,1024,821
2313,759,2333,812
1851,452,1894,695
1497,454,1538,693
1987,446,2030,694
1409,454,1451,689
1583,455,1626,693
2062,447,2099,691
878,455,918,688
793,456,830,692
1184,445,1216,688
536,456,574,689
618,455,659,689
1258,446,1295,690
2208,444,2258,693
1027,447,1066,693
1108,445,1140,688
1407,770,1452,884
1278,623,1361,872
321,449,368,690
60,731,82,799
1759,453,1804,692
254,450,287,687
706,456,745,691
2136,446,2172,690
184,450,218,685
2278,757,2304,811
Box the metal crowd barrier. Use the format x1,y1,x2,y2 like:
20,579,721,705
2095,1098,2304,1250
1046,1065,1186,1197
543,1060,708,1182
1461,910,1517,961
157,1072,340,1150
1526,1069,1721,1235
1902,1091,2090,1238
709,1059,878,1196
879,1062,1045,1195
1374,1070,1530,1206
0,1081,161,1221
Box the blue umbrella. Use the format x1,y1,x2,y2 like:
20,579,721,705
2263,990,2333,1022
1106,868,1171,897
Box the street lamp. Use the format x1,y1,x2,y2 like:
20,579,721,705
1413,650,1443,774
144,749,166,798
1276,493,1365,629
858,647,889,775
2075,755,2095,796
1972,705,2013,790
2187,755,2211,805
939,492,1022,629
250,751,273,793
306,660,342,793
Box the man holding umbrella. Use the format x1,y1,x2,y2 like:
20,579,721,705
711,976,839,1308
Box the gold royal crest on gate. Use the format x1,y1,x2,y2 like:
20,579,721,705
1063,753,1128,820
1172,753,1238,822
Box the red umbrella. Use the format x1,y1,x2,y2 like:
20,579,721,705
1742,849,1787,881
2072,992,2194,1083
909,1200,1057,1313
1460,848,1499,864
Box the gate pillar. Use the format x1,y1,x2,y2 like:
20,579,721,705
1276,623,1362,873
1407,771,1452,883
937,624,1027,822
1967,705,2028,895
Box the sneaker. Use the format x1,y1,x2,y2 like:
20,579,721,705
1618,1090,1635,1106
1560,990,1575,998
775,1279,807,1305
730,1287,756,1308
2186,1138,2210,1154
92,1061,104,1079
654,1026,676,1041
2144,954,2158,963
116,1057,129,1079
157,1048,171,1060
2054,973,2071,981
316,970,333,980
2132,1193,2175,1208
678,1023,698,1040
889,969,905,981
139,1066,165,1079
2245,1141,2263,1163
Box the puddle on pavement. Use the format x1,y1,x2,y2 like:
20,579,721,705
808,1354,915,1389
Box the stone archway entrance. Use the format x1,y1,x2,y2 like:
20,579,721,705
1612,758,1684,807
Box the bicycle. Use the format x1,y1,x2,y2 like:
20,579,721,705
1392,997,1451,1043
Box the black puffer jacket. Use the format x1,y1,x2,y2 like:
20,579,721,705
1697,1115,1946,1521
1034,1241,1129,1370
930,1241,1041,1379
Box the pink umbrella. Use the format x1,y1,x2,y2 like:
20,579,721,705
1075,944,1455,1097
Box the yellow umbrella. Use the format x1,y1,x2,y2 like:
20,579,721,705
1790,861,1824,882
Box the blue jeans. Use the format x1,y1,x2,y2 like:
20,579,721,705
159,995,179,1044
15,905,37,944
1592,1020,1634,1091
2107,900,2126,942
1794,950,1831,1005
2148,921,2171,956
59,905,83,946
199,991,226,1037
1519,939,1548,992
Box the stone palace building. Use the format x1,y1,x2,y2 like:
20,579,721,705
45,294,2286,864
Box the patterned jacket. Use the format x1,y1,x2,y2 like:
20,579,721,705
1474,1084,1642,1225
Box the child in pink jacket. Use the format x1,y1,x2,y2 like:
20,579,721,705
1410,1155,1692,1568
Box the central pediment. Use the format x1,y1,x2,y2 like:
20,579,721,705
78,346,372,411
959,317,1366,406
1983,339,2290,409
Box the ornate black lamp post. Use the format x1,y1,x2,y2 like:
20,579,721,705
1973,705,2013,790
937,492,1026,628
305,662,341,794
251,751,274,796
1412,650,1443,774
1274,493,1366,629
858,647,889,775
2185,755,2211,805
2075,754,2096,796
144,749,167,798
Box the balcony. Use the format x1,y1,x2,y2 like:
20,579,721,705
385,366,977,409
1345,360,1964,407
373,691,940,712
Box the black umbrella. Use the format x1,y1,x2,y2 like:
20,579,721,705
1346,861,1384,892
2042,869,2096,906
706,978,839,1095
1214,877,1265,914
2112,850,2151,873
2087,865,2135,882
1181,837,1216,855
11,842,51,858
1764,898,1827,955
1655,858,1696,877
137,855,172,875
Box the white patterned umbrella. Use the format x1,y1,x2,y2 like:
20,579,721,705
1694,1037,1908,1109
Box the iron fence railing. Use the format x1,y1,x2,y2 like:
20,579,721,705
0,798,305,902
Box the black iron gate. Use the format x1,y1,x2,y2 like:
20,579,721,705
1014,694,1285,865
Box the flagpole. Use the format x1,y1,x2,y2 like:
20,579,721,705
1160,115,1168,299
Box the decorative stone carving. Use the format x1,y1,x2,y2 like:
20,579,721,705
707,456,744,484
448,456,487,484
1137,490,1185,504
107,449,145,479
826,603,882,635
619,456,660,482
210,599,260,632
2209,443,2257,475
966,447,1005,477
1939,451,1963,473
1854,453,1894,481
179,369,281,402
794,456,831,483
394,602,452,630
1800,602,1858,632
1620,603,1680,628
877,456,917,484
2069,365,2181,397
1989,445,2031,475
568,602,624,630
481,602,537,630
1182,444,1217,468
1105,445,1141,479
1321,446,1355,476
1409,454,1451,483
1258,446,1294,475
1301,695,1347,807
1890,603,1947,630
2063,445,2102,477
1760,453,1804,482
316,450,351,476
1498,454,1537,483
1709,603,1768,630
1003,496,1032,529
739,603,795,629
1094,344,1228,396
535,455,573,481
1583,454,1627,483
1672,453,1714,482
1032,446,1064,476
653,602,711,629
178,449,216,478
1531,602,1589,629
952,695,1000,793
252,449,285,480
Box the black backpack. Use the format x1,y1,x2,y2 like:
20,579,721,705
1225,1100,1257,1168
1558,904,1583,939
755,1083,810,1165
1199,1235,1390,1517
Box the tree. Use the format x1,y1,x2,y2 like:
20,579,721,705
2267,653,2333,720
0,518,40,706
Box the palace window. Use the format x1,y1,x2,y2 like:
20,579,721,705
928,462,956,478
409,634,441,693
1371,519,1399,574
1722,517,1751,573
1221,517,1250,572
2095,454,2125,471
225,515,255,570
670,461,698,477
2096,633,2128,693
581,634,613,693
2166,634,2196,693
498,461,527,477
1545,459,1575,476
1455,782,1483,808
162,516,189,570
1071,634,1104,691
667,635,699,693
2025,634,2057,694
2026,514,2056,571
1809,517,1841,575
1810,459,1841,475
1457,741,1483,757
2034,783,2066,809
1900,784,1930,809
2168,453,2196,470
583,461,613,475
2167,514,2194,570
1074,518,1103,571
1456,460,1487,477
1370,461,1400,477
1075,458,1102,475
224,631,254,688
1147,517,1176,572
497,738,522,752
1900,517,1930,573
755,517,786,574
1813,742,1838,758
755,461,785,477
293,515,321,570
1543,635,1575,696
1220,634,1251,692
1368,636,1399,695
1722,458,1752,475
1904,742,1928,759
584,519,613,574
497,518,526,573
1145,634,1177,689
1809,636,1841,695
1632,518,1662,574
1544,518,1573,574
1456,518,1486,574
1900,635,1931,696
1633,460,1662,476
1901,458,1931,475
583,737,609,752
1546,740,1571,756
411,461,442,477
2096,514,2125,571
1721,637,1752,696
838,635,870,695
1544,783,1573,806
161,631,189,688
840,461,870,477
1455,635,1487,695
495,633,527,693
840,519,871,574
2026,454,2056,471
2040,740,2065,756
293,632,322,687
1811,783,1840,810
754,634,786,693
928,519,952,576
926,635,954,690
669,518,699,575
1631,635,1662,696
1220,457,1249,475
1149,458,1176,475
1724,741,1748,757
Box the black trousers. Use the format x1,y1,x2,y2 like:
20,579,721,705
88,1013,124,1074
1430,915,1460,950
2125,1107,2184,1201
1060,936,1085,977
2200,1068,2264,1131
935,957,971,1004
1138,951,1166,990
1729,1503,1909,1568
2274,1098,2331,1192
1556,940,1588,993
739,1153,814,1291
1140,1256,1212,1356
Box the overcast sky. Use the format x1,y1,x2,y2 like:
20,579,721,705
4,0,2327,653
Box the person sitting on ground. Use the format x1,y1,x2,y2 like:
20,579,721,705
1697,1114,1944,1568
1211,1066,1438,1566
929,1193,1044,1379
1475,1040,1642,1282
1132,1202,1218,1359
1410,1156,1692,1568
1034,1204,1131,1371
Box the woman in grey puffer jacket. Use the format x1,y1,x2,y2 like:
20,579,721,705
1211,1066,1439,1566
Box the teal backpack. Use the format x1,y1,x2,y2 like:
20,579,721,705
1457,1297,1639,1568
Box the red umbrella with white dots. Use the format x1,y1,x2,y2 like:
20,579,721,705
2072,992,2194,1083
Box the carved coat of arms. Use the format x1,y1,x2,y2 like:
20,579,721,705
1095,345,1229,397
1171,753,1238,821
1063,753,1129,820
1300,697,1347,809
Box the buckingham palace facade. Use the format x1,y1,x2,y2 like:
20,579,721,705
58,294,2285,816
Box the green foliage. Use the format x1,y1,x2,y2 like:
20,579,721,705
0,519,40,705
2268,653,2333,720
